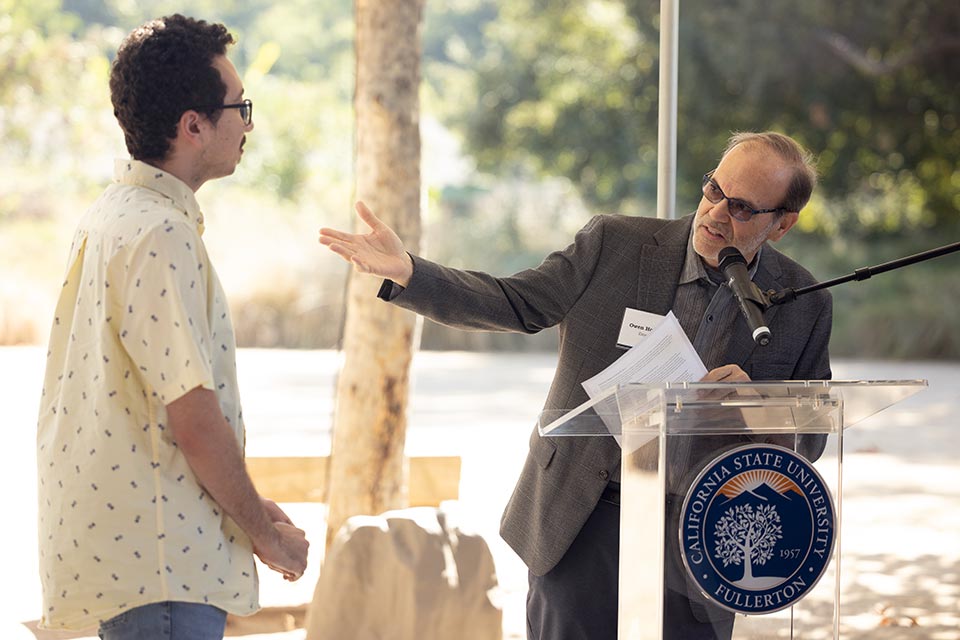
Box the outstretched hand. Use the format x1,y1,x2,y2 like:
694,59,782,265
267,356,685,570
319,201,414,286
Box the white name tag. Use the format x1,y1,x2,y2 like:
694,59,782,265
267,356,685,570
616,308,666,349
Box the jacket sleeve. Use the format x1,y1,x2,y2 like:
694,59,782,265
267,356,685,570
382,215,607,334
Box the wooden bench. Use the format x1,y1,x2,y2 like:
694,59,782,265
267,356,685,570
246,455,462,506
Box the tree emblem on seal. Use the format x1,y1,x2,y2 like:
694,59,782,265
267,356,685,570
714,503,783,585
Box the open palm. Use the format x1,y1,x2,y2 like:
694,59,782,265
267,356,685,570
319,201,413,285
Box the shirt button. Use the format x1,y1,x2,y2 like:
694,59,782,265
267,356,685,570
599,470,609,480
707,314,714,322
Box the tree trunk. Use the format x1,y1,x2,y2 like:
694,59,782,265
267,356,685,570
322,0,424,552
741,543,754,581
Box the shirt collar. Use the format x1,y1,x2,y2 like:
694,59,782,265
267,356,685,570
114,159,205,235
679,220,762,285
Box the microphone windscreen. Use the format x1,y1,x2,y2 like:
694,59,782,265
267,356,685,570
718,246,746,270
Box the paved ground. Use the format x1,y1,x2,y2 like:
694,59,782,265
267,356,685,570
3,347,958,638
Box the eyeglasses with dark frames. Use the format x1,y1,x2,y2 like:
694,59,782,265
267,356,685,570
191,98,253,126
701,170,787,222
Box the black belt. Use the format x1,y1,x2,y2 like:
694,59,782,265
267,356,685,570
600,481,621,506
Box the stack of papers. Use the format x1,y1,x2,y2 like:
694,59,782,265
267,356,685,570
582,310,706,399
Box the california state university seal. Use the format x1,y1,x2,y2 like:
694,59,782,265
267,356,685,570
679,444,836,614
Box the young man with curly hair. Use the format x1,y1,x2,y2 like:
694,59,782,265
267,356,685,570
36,15,308,639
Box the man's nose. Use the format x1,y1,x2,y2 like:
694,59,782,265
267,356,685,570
707,197,732,220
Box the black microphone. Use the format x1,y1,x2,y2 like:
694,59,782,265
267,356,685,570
717,247,771,347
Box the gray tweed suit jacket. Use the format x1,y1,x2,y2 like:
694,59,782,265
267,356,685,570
386,213,832,577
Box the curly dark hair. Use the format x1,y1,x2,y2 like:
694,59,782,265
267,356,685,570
110,15,235,162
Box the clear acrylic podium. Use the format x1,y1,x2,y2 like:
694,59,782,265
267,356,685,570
539,380,926,640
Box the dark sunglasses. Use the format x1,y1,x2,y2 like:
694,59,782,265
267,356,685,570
702,171,787,222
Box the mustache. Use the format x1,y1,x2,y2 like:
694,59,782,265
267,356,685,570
701,221,727,238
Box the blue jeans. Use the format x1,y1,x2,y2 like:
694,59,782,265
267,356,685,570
98,601,227,640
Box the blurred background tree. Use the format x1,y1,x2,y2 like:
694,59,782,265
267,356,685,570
461,0,960,231
1,0,958,357
451,0,960,357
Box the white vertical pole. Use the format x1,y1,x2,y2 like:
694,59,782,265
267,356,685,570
657,0,679,220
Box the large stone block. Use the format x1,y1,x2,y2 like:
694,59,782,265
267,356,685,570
306,504,502,639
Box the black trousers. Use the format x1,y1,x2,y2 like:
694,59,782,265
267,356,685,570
526,495,735,640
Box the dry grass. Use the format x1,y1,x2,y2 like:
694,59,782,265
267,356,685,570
0,180,351,347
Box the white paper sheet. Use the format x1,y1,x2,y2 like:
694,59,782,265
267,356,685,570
580,311,707,446
582,311,707,399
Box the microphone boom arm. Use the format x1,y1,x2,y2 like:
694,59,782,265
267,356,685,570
767,240,960,306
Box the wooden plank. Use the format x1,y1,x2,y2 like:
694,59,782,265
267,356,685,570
409,456,461,507
246,457,329,503
246,456,460,506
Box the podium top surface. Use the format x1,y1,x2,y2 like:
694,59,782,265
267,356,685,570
539,379,927,437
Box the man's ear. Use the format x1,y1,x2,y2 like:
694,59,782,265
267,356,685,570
768,211,799,243
177,110,208,149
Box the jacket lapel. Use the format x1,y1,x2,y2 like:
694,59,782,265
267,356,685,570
636,216,690,314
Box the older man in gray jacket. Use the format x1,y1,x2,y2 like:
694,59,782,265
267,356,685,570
319,131,832,640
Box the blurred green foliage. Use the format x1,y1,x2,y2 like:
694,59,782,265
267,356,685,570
461,0,960,236
1,0,958,356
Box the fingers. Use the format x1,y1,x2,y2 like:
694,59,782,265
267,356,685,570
264,562,301,582
319,201,404,279
701,364,751,382
699,368,722,382
318,227,355,244
276,522,309,579
253,530,308,582
355,200,381,231
318,237,375,276
318,201,380,241
323,240,354,261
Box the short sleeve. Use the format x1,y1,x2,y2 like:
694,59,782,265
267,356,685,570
117,221,215,404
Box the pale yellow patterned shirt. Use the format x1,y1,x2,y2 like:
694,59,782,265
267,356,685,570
36,159,259,630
